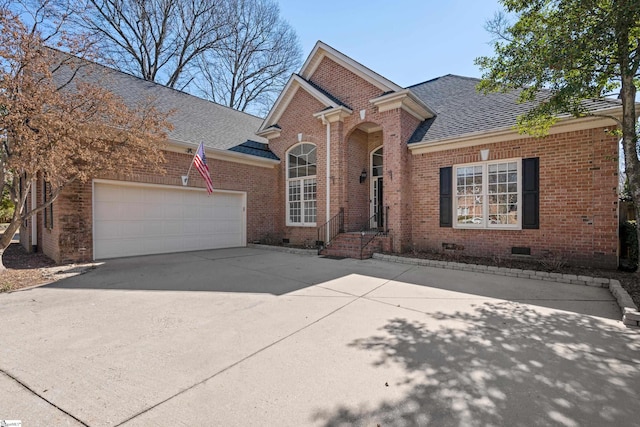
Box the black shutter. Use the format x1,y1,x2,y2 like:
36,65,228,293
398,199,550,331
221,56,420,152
440,167,453,227
522,157,539,229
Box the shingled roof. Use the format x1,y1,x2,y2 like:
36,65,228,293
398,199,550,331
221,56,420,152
52,52,277,160
407,74,621,144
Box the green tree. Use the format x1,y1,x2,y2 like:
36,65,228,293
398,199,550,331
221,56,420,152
476,0,640,264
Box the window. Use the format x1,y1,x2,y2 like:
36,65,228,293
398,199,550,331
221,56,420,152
287,143,317,226
454,159,521,229
43,180,53,229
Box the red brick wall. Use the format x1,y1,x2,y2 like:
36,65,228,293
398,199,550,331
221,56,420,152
268,88,327,245
265,56,423,248
411,126,619,268
378,109,421,252
345,128,370,230
37,149,278,263
309,57,384,111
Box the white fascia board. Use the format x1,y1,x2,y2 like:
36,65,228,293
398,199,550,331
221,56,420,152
312,105,353,123
257,74,337,134
371,89,435,120
300,41,403,93
409,112,622,155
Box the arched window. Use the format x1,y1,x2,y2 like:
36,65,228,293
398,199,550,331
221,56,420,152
287,143,317,226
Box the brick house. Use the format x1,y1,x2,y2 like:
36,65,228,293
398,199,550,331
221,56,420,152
21,41,623,268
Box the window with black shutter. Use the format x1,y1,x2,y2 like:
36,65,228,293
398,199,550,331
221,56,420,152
440,167,452,227
43,181,53,229
522,157,540,229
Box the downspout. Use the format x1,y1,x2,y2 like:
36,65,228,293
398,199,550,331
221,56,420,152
31,179,37,252
321,114,331,243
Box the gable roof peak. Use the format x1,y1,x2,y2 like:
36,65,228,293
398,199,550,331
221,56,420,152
300,41,403,93
405,74,481,90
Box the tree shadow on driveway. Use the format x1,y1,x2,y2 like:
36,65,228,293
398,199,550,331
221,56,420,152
312,301,640,426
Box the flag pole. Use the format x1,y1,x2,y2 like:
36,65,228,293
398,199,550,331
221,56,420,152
182,144,199,186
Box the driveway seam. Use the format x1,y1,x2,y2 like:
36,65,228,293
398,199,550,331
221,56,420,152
0,369,89,426
114,264,416,426
114,298,360,426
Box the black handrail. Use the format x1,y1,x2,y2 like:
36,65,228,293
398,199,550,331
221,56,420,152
359,206,389,258
316,207,344,251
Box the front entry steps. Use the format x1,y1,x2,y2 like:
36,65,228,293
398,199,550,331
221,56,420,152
319,232,387,260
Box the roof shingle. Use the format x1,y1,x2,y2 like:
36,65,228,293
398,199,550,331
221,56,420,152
407,74,621,144
53,53,277,160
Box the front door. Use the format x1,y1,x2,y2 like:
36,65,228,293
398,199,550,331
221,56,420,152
370,147,383,229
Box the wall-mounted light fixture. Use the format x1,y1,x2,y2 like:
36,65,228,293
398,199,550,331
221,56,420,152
186,148,193,154
480,149,490,161
359,168,368,184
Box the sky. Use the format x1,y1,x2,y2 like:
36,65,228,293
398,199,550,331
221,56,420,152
277,0,504,88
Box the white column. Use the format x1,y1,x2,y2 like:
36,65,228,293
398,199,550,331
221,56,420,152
324,115,331,243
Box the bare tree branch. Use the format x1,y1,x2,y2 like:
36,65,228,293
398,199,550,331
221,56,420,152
195,0,301,115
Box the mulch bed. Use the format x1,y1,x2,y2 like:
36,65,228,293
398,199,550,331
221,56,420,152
0,243,97,292
0,243,58,292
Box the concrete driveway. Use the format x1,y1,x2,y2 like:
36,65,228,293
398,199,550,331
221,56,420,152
1,247,639,426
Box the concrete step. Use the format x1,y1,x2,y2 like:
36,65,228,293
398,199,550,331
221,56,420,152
320,233,385,260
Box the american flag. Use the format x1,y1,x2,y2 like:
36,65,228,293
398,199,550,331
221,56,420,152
193,142,214,194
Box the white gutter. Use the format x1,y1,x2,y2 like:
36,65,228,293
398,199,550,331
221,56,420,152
31,179,37,250
409,106,624,154
321,114,331,243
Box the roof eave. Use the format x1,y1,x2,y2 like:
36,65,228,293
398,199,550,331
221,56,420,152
312,105,353,123
166,138,279,168
300,41,403,93
409,110,623,155
257,74,338,136
371,89,435,121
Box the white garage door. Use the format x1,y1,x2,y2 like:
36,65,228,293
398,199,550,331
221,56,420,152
93,181,246,259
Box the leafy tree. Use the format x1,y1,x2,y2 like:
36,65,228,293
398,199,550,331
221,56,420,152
476,0,640,265
0,4,171,268
194,0,301,114
0,186,15,223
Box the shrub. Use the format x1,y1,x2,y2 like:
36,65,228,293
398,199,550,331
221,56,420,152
620,220,638,270
0,187,14,223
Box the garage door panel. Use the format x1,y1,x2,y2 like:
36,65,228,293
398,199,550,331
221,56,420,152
121,221,146,237
94,201,123,221
121,187,145,203
94,183,245,259
94,221,120,240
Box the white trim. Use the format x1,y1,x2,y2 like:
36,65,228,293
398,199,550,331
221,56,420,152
164,139,279,168
370,146,384,227
312,105,353,123
409,113,621,154
93,178,247,194
258,75,339,134
370,89,435,120
285,143,318,227
255,126,281,139
323,116,331,241
299,41,402,93
92,179,247,260
452,158,522,230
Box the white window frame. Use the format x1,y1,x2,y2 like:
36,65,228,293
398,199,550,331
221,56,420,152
453,158,522,230
286,143,317,227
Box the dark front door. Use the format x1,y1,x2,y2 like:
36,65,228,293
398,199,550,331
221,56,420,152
376,178,384,229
